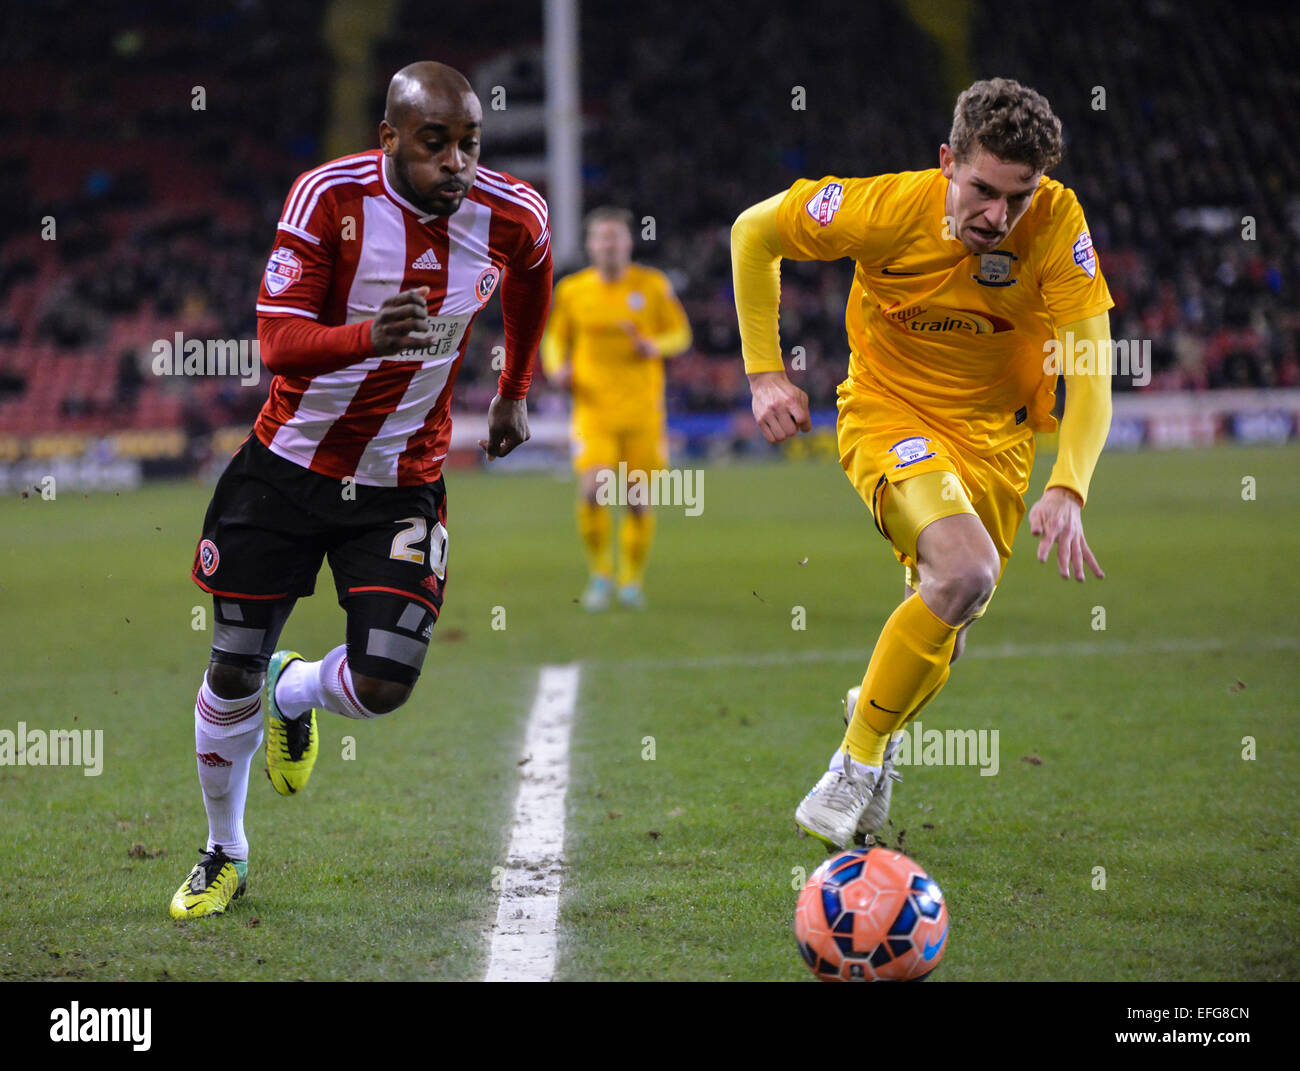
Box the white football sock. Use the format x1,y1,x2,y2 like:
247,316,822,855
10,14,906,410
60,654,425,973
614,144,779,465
279,644,381,720
830,749,881,782
194,672,263,861
274,656,324,719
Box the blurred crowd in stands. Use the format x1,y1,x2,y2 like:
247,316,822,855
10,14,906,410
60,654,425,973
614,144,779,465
0,0,1296,442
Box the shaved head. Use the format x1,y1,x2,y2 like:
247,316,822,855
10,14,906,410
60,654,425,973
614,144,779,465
384,61,477,127
379,61,482,217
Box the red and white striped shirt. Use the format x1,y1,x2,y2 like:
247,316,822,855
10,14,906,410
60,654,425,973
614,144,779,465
252,149,552,486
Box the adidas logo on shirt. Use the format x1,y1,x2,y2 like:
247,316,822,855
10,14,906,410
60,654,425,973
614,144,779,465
411,248,442,270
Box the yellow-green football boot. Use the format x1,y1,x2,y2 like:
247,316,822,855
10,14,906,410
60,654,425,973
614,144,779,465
264,650,319,796
169,846,247,919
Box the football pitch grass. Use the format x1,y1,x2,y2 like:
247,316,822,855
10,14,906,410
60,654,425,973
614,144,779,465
1,443,1297,981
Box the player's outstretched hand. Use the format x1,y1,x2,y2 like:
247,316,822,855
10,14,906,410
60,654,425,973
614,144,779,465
478,394,530,461
371,287,432,355
1028,486,1105,581
748,370,811,443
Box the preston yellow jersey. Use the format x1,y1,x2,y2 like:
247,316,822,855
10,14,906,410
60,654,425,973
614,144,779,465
541,264,691,428
774,169,1113,456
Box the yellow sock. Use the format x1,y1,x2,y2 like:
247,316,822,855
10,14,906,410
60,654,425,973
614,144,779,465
617,508,655,587
842,594,958,766
884,660,951,755
898,659,950,731
577,500,613,578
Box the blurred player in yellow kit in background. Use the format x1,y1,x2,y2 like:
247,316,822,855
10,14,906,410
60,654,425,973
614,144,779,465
542,207,691,611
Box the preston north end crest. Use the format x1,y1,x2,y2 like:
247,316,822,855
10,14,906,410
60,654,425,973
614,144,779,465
890,436,937,468
973,250,1017,287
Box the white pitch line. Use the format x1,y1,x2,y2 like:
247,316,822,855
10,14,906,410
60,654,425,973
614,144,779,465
484,663,580,982
596,634,1300,673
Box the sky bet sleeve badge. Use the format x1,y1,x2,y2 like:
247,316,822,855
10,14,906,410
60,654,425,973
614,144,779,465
1072,231,1097,278
805,181,844,227
264,247,303,296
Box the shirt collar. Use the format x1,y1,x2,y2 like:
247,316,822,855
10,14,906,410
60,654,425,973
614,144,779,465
380,155,449,224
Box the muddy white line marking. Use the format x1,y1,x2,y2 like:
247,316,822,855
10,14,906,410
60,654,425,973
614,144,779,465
485,664,580,982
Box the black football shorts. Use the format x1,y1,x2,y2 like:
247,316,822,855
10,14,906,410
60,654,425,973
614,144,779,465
191,435,448,664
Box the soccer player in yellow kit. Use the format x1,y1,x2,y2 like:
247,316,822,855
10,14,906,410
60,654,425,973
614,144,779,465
731,78,1113,848
542,207,691,610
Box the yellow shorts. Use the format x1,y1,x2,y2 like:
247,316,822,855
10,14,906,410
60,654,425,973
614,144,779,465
836,380,1034,596
572,419,667,475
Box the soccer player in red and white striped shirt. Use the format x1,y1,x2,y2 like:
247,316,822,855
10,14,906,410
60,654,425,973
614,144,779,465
171,62,553,918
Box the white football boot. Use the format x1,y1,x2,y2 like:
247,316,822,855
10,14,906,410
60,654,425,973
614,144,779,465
581,575,612,612
843,686,904,839
859,745,903,840
794,748,876,850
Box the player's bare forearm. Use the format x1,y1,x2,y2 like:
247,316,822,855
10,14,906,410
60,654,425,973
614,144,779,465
478,393,530,460
1028,485,1104,581
748,369,811,444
